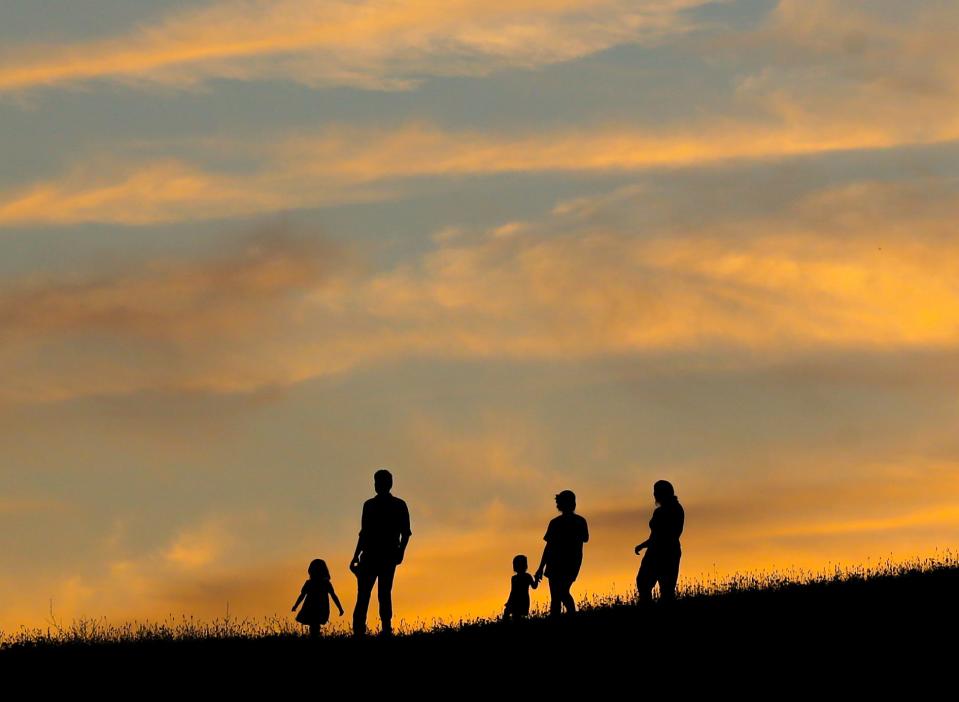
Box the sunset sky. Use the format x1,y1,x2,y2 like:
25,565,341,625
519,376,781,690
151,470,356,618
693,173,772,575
2,0,958,634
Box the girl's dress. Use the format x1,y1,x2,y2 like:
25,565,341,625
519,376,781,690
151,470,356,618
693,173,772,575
504,572,536,619
295,578,332,627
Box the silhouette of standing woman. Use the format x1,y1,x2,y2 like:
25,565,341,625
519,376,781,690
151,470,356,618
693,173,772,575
535,490,589,618
635,480,684,604
350,469,412,636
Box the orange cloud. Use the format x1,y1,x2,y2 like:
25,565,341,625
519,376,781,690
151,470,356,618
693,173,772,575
279,119,959,179
164,522,233,569
2,2,955,231
0,156,393,226
5,118,959,226
0,0,701,93
2,180,959,405
0,512,279,634
726,0,959,146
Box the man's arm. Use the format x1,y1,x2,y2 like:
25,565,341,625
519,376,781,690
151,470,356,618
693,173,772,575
396,500,412,564
397,531,410,564
351,535,363,565
351,502,367,568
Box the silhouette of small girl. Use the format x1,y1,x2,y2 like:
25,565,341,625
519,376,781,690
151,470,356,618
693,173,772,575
503,554,538,621
292,558,344,638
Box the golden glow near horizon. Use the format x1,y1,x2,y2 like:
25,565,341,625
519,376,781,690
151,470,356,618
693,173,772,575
1,0,958,633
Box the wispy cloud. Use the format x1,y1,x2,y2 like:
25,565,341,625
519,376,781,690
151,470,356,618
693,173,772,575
164,521,233,569
5,118,958,226
0,156,393,226
3,1,956,226
0,228,349,402
0,512,281,630
0,0,703,94
2,177,959,405
728,0,959,135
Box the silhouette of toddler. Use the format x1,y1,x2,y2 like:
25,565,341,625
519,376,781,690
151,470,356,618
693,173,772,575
292,558,344,638
503,554,538,621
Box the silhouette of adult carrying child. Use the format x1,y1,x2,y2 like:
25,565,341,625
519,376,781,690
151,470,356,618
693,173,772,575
350,468,412,636
535,490,589,618
635,480,684,604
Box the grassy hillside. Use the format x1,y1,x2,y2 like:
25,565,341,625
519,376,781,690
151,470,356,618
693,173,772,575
2,556,956,689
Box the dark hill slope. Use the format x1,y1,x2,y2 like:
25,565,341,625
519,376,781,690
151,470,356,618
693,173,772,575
3,563,956,691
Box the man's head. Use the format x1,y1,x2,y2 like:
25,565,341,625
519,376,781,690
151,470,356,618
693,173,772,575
374,468,393,495
555,489,576,513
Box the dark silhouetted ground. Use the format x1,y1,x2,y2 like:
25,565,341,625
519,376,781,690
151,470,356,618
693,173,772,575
2,559,955,692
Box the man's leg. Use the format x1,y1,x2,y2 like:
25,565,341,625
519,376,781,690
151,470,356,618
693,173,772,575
377,563,397,635
353,571,376,635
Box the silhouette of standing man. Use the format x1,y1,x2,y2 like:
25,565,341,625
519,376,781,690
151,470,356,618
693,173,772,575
535,490,589,618
635,479,684,604
350,469,411,636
